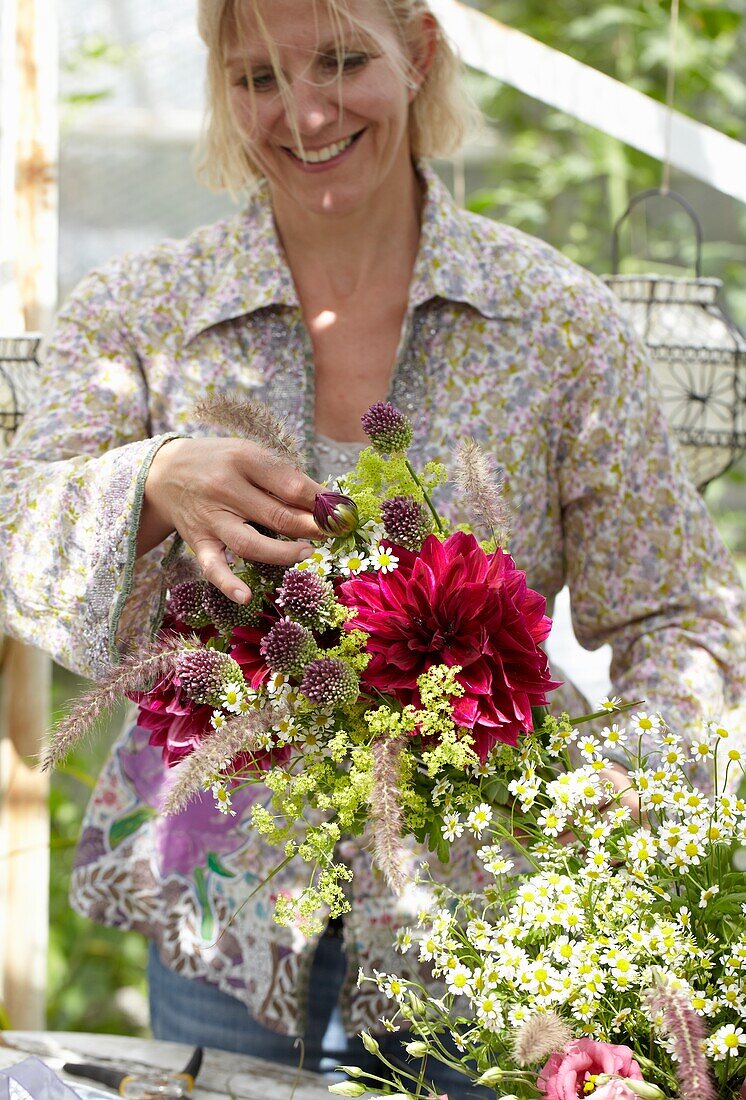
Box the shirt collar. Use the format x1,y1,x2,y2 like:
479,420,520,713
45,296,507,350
185,162,518,344
409,163,520,320
184,183,298,344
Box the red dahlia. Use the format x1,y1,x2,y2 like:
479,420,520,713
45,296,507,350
337,531,560,760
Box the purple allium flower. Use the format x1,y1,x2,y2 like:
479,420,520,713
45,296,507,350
167,580,211,628
313,491,359,537
203,583,260,633
300,657,359,708
276,568,335,627
360,402,413,453
252,560,287,587
380,496,432,551
260,618,318,676
174,648,244,705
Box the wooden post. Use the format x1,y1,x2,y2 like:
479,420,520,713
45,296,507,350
0,0,58,1030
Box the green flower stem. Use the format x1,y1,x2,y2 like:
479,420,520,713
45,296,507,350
405,458,444,535
568,699,644,727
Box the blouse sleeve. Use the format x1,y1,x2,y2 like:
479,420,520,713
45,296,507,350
0,266,182,679
556,288,746,764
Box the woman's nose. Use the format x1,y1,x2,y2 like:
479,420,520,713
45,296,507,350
286,76,338,135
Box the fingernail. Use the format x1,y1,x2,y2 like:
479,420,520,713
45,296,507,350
232,587,249,604
298,545,315,560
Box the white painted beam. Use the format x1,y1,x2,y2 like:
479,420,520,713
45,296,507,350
431,0,746,205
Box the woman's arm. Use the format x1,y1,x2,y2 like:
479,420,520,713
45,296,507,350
0,265,321,677
557,291,745,780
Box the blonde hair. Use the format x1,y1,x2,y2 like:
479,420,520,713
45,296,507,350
195,0,477,194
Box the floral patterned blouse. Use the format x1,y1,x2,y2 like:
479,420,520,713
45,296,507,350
1,165,743,1038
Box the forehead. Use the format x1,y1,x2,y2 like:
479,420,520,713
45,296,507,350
225,0,396,60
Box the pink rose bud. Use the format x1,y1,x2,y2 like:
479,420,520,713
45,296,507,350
313,491,359,536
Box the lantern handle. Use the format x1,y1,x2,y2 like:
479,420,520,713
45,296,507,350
610,188,703,278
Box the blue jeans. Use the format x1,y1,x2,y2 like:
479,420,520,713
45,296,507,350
148,935,487,1098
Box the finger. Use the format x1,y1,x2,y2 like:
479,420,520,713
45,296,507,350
191,536,253,604
217,517,316,567
240,447,323,511
247,490,324,541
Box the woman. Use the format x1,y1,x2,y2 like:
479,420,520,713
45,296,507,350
1,0,743,1085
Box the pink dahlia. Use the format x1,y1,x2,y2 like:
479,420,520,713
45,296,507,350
132,669,214,768
538,1039,643,1099
337,531,560,760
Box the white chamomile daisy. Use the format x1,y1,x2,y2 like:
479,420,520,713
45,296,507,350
295,546,333,575
394,927,413,953
338,551,370,576
466,803,493,835
629,711,662,736
578,736,601,760
212,782,236,817
370,543,400,573
273,714,297,743
442,812,464,842
219,680,245,713
706,1023,746,1061
601,723,626,748
210,710,227,730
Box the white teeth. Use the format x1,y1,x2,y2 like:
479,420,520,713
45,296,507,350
293,134,355,163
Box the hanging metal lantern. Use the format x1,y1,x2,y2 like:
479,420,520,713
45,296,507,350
602,189,746,491
0,334,41,450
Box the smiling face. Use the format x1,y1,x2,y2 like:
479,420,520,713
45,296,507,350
224,0,425,217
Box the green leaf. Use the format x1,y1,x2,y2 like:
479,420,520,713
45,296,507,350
108,806,156,849
207,851,236,878
55,763,98,789
193,866,215,941
483,777,510,805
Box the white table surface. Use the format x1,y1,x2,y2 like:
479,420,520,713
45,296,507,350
0,1032,332,1100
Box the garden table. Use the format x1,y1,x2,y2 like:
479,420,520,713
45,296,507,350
0,1031,332,1100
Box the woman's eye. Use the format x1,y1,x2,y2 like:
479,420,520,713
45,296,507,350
233,71,276,92
320,52,369,74
251,70,277,91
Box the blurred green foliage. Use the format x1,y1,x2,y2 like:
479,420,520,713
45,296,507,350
467,0,746,327
42,0,745,1037
47,669,148,1035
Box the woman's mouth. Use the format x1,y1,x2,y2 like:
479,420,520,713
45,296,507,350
284,130,364,170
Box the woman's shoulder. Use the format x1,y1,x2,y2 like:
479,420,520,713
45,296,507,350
456,206,623,321
63,187,276,325
73,207,256,302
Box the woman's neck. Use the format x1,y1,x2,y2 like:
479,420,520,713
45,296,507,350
270,162,423,302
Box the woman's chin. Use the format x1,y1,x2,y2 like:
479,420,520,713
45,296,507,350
272,173,375,219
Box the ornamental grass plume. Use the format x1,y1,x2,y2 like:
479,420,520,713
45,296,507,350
194,396,306,469
161,705,280,815
453,437,510,546
42,634,186,770
368,735,408,895
643,976,715,1100
511,1011,573,1067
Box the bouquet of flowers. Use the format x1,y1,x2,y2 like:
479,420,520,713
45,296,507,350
340,715,746,1100
48,398,625,931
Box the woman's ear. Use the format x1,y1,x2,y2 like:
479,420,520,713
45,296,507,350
407,11,438,101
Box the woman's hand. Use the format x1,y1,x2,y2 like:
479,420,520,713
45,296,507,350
138,436,324,603
598,761,640,820
556,762,640,846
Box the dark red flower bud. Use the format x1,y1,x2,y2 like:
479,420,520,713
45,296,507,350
313,491,359,537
